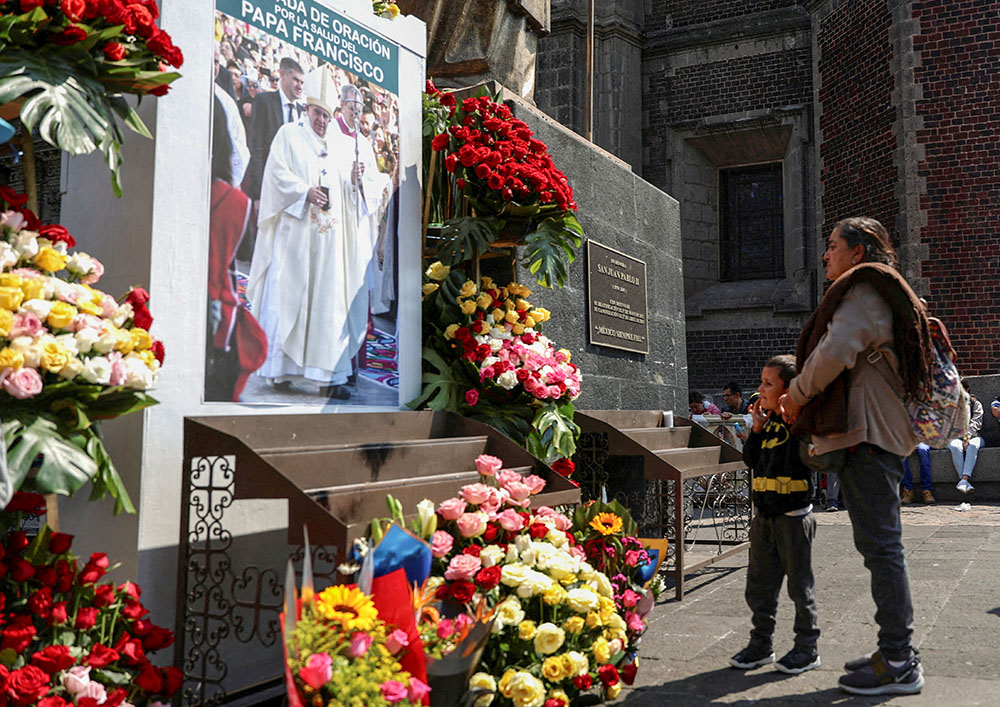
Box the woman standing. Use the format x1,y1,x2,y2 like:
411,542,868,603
778,217,932,696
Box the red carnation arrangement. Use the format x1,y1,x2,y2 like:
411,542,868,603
0,494,182,706
0,0,183,86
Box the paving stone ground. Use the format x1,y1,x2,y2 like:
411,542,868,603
616,502,1000,706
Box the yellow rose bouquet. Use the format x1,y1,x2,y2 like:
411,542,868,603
413,265,580,466
0,188,161,513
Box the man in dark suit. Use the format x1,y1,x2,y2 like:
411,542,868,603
243,57,304,201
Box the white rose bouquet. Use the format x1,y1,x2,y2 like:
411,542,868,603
0,187,161,513
426,454,629,706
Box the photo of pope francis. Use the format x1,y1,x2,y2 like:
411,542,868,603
246,66,382,400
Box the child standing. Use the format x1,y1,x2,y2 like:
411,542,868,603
729,355,820,674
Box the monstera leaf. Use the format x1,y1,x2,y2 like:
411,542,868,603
522,212,584,288
0,48,156,196
407,346,465,412
434,216,503,266
527,401,579,464
2,410,137,515
2,414,96,497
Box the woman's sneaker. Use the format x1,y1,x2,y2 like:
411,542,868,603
843,650,877,672
775,648,821,674
729,644,775,670
839,654,924,695
957,479,974,494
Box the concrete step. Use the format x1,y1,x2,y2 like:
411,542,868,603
583,409,666,429
260,436,490,489
654,446,721,469
910,446,1000,502
621,426,691,450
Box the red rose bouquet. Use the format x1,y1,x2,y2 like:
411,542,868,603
0,0,184,194
0,493,182,706
423,82,582,289
0,187,161,514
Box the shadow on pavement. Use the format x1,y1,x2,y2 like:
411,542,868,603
658,564,744,601
619,667,899,706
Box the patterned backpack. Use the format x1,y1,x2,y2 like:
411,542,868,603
907,317,969,448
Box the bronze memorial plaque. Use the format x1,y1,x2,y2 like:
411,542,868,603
587,240,649,354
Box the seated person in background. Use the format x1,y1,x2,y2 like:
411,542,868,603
901,443,935,504
991,392,1000,428
689,390,722,416
953,381,983,494
722,381,752,416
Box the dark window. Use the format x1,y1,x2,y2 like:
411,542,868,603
719,163,784,281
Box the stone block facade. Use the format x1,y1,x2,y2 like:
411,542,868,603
506,94,688,412
535,0,1000,405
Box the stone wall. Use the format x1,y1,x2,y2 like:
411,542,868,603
534,0,644,172
645,0,798,32
686,325,801,393
505,94,688,412
640,4,817,394
0,136,63,224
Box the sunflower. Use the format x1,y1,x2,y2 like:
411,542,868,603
315,585,379,631
589,512,623,536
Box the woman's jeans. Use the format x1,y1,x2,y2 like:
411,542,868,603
948,436,983,479
839,444,914,661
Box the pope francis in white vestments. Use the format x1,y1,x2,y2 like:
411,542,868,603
246,95,370,398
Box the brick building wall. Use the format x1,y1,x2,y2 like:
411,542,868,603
816,3,897,240
647,45,811,131
536,1,1000,405
911,0,1000,372
686,326,801,393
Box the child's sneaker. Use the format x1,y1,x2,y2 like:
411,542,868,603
729,644,775,670
839,654,924,695
775,648,821,674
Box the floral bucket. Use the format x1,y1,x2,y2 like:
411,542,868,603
425,616,494,707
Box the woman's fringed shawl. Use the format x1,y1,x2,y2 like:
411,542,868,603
792,262,934,437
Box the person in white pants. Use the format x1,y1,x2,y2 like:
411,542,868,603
951,381,983,494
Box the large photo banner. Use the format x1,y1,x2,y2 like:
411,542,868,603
206,0,402,405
